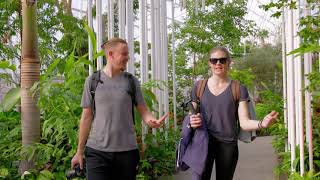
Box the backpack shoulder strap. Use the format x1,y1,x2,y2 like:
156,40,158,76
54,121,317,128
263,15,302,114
231,80,241,103
90,70,101,117
90,70,101,93
124,72,137,124
124,72,137,105
196,79,208,102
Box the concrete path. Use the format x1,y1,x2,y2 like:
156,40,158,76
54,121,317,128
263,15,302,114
160,136,278,180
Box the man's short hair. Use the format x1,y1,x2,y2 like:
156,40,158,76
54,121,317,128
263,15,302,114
101,38,128,51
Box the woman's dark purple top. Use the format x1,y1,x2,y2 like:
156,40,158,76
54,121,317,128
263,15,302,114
191,80,250,143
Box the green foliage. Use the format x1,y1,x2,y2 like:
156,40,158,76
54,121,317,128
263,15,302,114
261,0,320,55
268,71,320,177
0,87,21,112
288,170,320,180
0,110,21,179
253,89,285,137
0,0,88,80
260,1,320,177
169,0,257,122
137,129,178,179
0,60,16,71
177,0,254,55
233,45,283,94
229,68,255,90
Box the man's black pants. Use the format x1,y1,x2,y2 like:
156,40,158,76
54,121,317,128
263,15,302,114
85,146,140,180
200,136,239,180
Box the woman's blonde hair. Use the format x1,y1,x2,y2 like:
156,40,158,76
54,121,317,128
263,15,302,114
209,46,231,59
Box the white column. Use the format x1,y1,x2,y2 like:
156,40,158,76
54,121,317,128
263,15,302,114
156,0,163,132
119,0,126,38
144,0,149,82
126,0,135,74
150,0,157,137
108,0,114,39
161,0,169,136
88,0,94,75
171,0,177,132
183,0,187,9
201,0,205,12
195,0,199,15
281,8,288,152
286,5,296,172
140,0,147,83
96,0,103,70
293,1,304,175
304,52,313,171
303,1,313,171
244,40,246,56
140,0,147,147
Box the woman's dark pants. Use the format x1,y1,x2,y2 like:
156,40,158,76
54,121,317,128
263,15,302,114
200,136,239,180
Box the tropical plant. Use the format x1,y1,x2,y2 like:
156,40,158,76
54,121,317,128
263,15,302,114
232,45,283,96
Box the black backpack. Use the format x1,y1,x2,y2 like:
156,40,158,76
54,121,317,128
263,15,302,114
89,70,137,123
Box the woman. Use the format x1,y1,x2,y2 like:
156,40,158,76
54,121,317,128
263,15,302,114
189,46,278,180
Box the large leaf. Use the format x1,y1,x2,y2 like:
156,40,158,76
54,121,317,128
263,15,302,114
288,44,320,56
38,170,54,180
46,58,61,76
84,23,97,53
64,50,75,75
0,87,21,112
0,168,9,178
0,61,16,71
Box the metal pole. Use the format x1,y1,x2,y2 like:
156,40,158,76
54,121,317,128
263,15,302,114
140,0,147,82
195,0,199,15
119,0,126,38
286,5,296,172
88,0,93,75
140,0,147,147
126,0,135,74
172,0,177,132
244,40,246,56
293,15,300,147
161,0,169,137
144,0,149,82
150,0,157,137
96,0,103,70
293,1,304,174
281,7,288,152
156,0,163,132
183,0,186,9
304,52,313,171
201,0,205,12
108,0,114,39
303,1,313,171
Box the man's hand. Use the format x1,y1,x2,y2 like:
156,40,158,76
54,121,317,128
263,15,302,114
146,113,169,128
261,111,279,128
71,152,84,169
190,113,202,128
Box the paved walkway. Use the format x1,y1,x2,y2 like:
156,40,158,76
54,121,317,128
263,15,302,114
161,136,278,180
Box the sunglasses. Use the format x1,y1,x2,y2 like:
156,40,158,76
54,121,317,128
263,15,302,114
209,57,229,64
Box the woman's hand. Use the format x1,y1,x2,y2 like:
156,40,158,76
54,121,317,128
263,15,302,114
190,113,202,128
261,111,279,128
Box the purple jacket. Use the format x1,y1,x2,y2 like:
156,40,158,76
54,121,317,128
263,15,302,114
178,115,209,175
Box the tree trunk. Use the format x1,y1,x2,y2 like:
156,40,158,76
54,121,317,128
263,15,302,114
63,0,72,16
19,0,40,174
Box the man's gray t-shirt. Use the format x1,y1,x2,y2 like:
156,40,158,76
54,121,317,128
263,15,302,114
81,71,145,152
191,80,250,143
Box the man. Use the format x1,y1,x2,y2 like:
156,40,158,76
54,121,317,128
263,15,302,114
71,38,168,180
